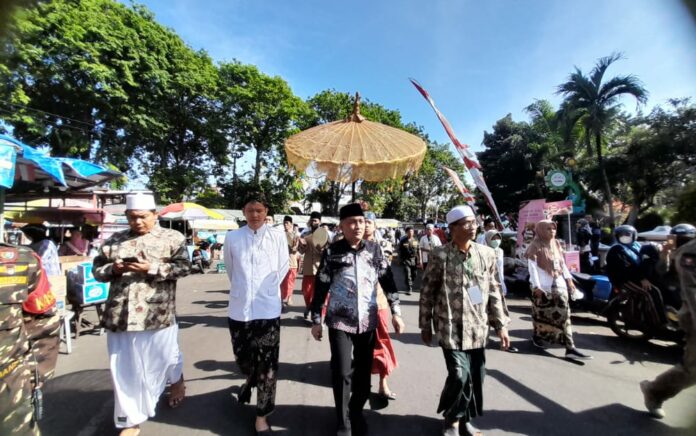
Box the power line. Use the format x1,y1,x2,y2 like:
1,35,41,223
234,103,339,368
0,101,121,134
0,106,102,138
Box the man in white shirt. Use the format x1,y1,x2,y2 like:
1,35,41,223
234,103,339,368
224,192,289,435
419,223,442,271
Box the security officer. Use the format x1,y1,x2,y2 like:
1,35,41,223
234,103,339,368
0,242,60,435
398,227,420,295
641,238,696,419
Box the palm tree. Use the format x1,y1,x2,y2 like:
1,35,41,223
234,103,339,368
557,53,648,225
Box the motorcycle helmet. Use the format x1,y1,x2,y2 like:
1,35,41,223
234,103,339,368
614,225,637,245
670,223,696,247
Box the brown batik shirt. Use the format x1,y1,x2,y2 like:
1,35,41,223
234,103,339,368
93,225,191,332
419,242,509,350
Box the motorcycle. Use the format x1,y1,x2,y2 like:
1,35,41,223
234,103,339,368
191,241,211,274
604,281,682,342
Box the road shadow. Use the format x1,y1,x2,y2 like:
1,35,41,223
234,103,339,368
482,369,691,436
41,369,117,436
177,313,228,329
150,390,443,436
191,299,229,309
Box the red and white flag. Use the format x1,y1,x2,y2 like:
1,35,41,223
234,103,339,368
410,78,503,229
443,166,476,207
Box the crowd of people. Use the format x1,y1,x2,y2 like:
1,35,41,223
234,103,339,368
2,190,694,436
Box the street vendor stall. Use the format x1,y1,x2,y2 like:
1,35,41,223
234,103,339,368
0,134,123,349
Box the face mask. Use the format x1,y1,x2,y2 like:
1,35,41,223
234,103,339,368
489,240,501,249
619,235,633,245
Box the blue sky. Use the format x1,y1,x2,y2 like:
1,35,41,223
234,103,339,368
130,0,695,156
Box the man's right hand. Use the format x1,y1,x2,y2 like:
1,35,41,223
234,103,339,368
421,329,433,346
533,288,544,298
311,324,323,341
112,260,126,275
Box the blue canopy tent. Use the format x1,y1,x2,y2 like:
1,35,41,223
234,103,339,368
0,134,123,240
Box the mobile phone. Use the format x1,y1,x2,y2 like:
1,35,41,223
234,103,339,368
121,256,139,263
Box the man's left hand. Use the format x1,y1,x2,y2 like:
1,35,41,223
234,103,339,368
497,327,510,350
392,315,405,335
122,261,151,274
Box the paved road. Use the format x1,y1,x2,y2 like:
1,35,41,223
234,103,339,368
42,266,695,436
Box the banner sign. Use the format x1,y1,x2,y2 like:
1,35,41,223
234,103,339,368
443,166,476,207
564,251,581,273
544,200,573,216
0,144,17,189
410,78,503,230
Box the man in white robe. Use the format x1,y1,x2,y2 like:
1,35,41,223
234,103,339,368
93,192,191,436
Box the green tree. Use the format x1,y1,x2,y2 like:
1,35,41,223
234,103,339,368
606,99,696,224
0,0,227,202
477,114,548,213
406,142,464,221
557,53,648,224
218,61,309,187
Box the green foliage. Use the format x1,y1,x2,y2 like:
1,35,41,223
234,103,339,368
634,212,664,232
0,0,228,203
218,61,309,186
672,183,696,224
605,99,696,224
556,53,648,224
477,114,547,213
194,186,226,209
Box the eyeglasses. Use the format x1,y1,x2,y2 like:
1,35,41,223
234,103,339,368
454,220,477,228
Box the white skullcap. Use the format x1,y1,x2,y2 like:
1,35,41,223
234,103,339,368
126,192,156,211
446,205,475,224
425,223,435,230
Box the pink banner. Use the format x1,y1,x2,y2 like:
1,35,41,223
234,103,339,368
544,200,573,216
516,199,546,247
564,251,581,273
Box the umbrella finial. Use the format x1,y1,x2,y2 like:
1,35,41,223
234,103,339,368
348,92,366,122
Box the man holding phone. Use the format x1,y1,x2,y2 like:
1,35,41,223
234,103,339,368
93,192,191,436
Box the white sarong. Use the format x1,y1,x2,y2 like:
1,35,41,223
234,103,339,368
107,324,183,428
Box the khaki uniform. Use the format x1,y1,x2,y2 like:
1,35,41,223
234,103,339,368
0,244,60,435
644,239,696,403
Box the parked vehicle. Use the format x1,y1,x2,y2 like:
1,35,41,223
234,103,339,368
605,283,682,342
637,225,672,241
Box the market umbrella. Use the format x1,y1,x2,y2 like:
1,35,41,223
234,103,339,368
159,202,224,220
284,93,426,183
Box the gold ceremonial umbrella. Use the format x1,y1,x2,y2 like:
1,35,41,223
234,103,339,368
285,93,426,183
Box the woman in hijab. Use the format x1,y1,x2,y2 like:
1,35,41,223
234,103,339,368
525,220,592,360
21,224,62,276
484,229,520,353
484,229,507,296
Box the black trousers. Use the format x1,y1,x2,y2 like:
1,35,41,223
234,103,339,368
328,328,377,432
228,318,280,416
403,263,417,292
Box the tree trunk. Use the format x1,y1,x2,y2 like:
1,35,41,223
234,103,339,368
596,131,615,226
253,147,262,186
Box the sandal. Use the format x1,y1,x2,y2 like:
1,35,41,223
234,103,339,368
378,390,397,400
462,422,483,436
167,376,186,408
119,426,141,436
